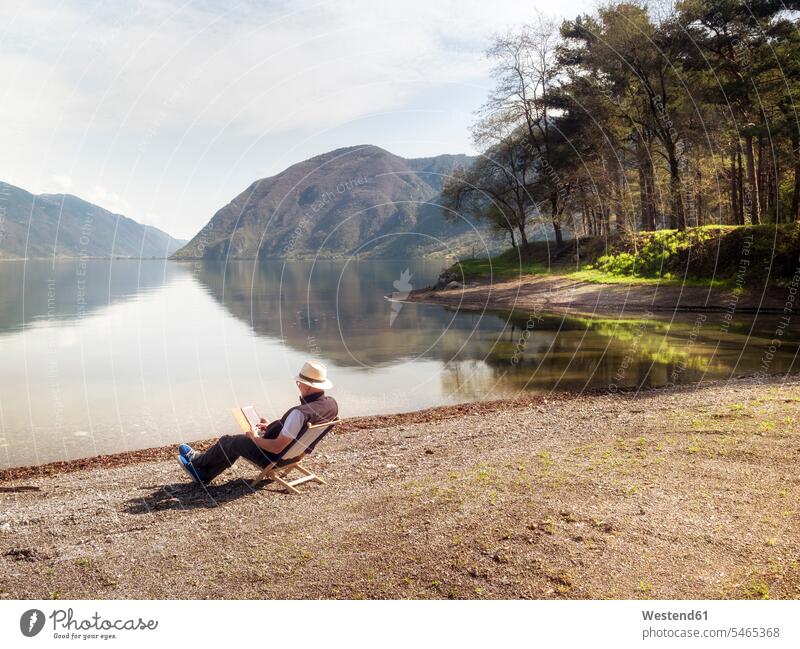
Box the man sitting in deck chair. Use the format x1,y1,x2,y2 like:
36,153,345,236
177,360,338,485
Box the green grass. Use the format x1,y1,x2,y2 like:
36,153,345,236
454,252,726,288
567,267,729,288
742,579,771,600
450,224,800,288
452,253,550,280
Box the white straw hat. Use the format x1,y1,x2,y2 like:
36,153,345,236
295,360,333,390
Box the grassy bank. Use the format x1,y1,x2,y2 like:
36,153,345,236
449,224,800,288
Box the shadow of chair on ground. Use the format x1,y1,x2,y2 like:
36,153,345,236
124,477,288,514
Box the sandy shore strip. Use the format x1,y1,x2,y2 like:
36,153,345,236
0,394,583,482
1,374,798,600
406,274,796,318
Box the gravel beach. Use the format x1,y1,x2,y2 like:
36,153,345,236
1,375,798,600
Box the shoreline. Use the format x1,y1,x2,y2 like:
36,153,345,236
406,273,797,319
2,373,798,599
0,373,786,482
1,388,604,482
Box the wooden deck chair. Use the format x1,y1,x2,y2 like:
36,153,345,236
250,418,341,493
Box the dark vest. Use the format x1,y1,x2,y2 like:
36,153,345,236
262,393,338,451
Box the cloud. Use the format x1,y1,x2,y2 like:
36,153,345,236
142,211,166,230
0,0,588,239
0,0,538,140
50,174,73,190
87,186,132,217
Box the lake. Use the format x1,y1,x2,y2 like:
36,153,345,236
1,258,797,469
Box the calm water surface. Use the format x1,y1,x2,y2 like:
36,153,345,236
1,259,797,468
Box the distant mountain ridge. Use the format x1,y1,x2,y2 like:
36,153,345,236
0,182,185,259
172,145,483,260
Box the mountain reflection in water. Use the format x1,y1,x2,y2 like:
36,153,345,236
0,259,796,468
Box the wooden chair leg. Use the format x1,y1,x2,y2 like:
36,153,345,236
251,464,275,488
273,475,301,495
250,460,326,493
295,463,326,484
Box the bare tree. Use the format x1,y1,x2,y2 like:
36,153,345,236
441,127,538,247
478,15,570,245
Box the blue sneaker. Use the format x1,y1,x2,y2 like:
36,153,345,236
178,443,200,461
178,455,205,485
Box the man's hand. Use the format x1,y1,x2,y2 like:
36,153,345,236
257,422,269,432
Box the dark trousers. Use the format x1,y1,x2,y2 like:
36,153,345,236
191,434,277,482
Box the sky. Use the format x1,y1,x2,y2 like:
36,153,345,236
0,0,590,240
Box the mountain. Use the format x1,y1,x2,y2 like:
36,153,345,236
188,259,497,367
0,182,185,259
405,153,474,193
172,145,485,260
